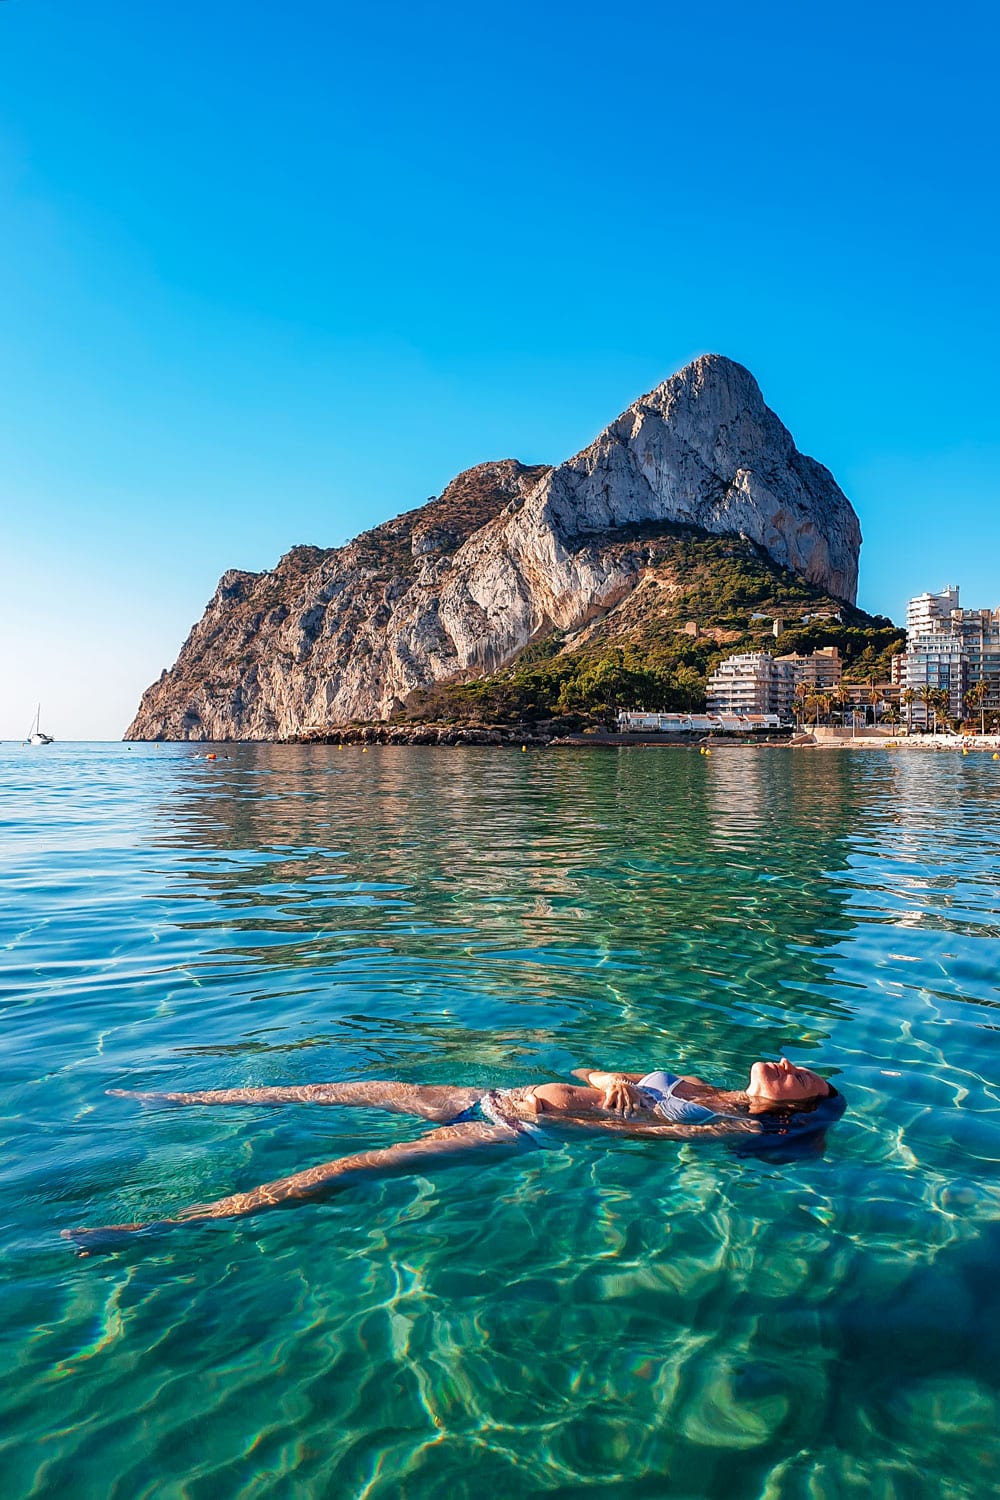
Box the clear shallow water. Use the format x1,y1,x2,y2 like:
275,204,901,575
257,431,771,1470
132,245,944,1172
2,742,999,1499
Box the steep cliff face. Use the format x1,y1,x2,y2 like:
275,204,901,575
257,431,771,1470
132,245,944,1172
538,353,859,599
126,355,862,740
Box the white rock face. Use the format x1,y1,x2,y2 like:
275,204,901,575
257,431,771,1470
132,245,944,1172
125,355,862,739
534,353,858,597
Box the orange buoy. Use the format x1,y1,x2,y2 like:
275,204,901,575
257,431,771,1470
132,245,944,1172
206,753,217,761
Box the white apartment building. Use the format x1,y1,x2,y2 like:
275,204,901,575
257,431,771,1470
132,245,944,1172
906,586,960,637
903,634,966,719
901,586,1000,723
705,653,797,717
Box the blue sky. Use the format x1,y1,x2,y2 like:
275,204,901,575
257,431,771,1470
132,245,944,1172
1,0,998,738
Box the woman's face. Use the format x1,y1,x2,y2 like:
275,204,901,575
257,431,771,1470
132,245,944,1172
747,1057,829,1103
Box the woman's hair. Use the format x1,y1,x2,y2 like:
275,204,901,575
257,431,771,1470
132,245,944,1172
731,1086,846,1160
753,1085,845,1134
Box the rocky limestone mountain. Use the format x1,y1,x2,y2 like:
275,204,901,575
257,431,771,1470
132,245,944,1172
126,355,862,740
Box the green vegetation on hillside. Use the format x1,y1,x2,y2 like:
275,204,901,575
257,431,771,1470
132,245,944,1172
403,645,703,725
399,529,904,725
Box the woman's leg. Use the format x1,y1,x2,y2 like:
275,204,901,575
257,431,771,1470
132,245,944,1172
107,1080,484,1123
63,1119,523,1252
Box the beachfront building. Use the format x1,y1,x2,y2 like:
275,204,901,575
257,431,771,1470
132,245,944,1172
705,653,797,717
839,681,899,725
906,586,961,637
617,711,783,735
705,648,845,718
960,612,1000,713
900,586,1000,724
774,645,843,690
903,636,966,719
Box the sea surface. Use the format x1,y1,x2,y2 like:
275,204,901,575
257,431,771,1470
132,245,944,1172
2,741,999,1500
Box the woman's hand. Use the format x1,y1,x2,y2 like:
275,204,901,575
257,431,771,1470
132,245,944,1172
603,1078,644,1115
570,1069,646,1115
593,1074,643,1116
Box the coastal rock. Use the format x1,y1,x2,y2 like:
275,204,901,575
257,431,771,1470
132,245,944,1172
126,355,862,740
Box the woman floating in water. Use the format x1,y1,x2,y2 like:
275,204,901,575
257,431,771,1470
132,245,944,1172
65,1059,843,1251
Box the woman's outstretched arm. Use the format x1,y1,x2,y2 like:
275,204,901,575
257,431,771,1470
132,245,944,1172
108,1080,484,1123
63,1119,522,1253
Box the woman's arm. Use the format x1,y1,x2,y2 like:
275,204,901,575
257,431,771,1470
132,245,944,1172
567,1070,646,1114
571,1068,710,1090
571,1069,645,1085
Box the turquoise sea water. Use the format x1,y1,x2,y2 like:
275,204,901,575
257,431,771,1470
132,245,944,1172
2,742,999,1499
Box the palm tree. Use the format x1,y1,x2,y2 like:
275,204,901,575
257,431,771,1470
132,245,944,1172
792,680,809,727
868,685,885,724
934,687,954,733
833,684,851,726
918,683,936,732
966,679,989,735
884,703,901,728
901,687,915,732
805,692,830,727
923,687,950,733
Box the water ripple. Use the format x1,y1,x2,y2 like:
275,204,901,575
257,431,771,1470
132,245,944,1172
1,742,999,1497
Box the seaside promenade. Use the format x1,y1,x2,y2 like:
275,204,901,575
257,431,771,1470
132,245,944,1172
806,727,1000,752
551,728,1000,752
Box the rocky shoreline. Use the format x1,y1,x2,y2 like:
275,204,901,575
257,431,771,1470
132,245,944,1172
172,726,1000,754
290,722,557,747
272,726,1000,753
287,723,795,749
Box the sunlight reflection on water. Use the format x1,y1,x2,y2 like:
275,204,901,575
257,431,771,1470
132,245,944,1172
1,742,999,1498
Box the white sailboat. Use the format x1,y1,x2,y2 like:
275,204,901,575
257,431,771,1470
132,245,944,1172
25,705,54,745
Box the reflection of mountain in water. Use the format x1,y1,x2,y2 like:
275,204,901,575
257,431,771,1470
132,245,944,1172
145,747,864,1080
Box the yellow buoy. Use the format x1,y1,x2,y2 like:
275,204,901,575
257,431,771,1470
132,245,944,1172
994,753,999,760
705,749,712,757
521,745,527,752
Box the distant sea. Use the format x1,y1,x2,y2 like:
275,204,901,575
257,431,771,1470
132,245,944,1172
2,742,999,1499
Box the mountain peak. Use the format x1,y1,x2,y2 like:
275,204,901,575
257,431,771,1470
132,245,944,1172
126,356,862,739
